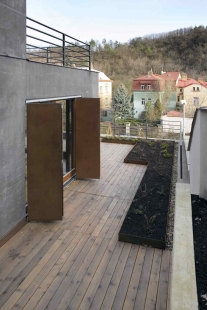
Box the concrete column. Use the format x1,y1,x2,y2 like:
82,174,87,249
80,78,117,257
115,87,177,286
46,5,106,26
0,0,26,58
0,0,27,239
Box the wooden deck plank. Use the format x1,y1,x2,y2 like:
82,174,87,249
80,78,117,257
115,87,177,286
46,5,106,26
44,235,96,310
68,236,117,310
122,245,147,310
12,232,83,310
156,250,171,310
0,226,60,287
55,236,105,310
144,248,162,310
111,245,139,310
1,230,71,310
0,229,63,308
77,240,124,310
133,247,155,310
30,234,92,310
100,243,132,310
90,242,132,310
0,142,171,310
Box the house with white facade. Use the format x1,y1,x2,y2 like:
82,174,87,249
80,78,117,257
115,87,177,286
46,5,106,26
177,73,207,116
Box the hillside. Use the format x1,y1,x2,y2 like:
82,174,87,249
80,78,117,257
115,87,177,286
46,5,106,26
90,26,207,94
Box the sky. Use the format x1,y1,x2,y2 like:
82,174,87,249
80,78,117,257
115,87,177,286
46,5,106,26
27,0,207,44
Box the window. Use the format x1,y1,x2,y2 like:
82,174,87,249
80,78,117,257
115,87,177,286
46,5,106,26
148,98,151,101
141,98,145,105
193,87,195,91
147,84,151,90
180,88,183,92
101,110,107,117
105,98,108,105
141,85,145,90
177,96,180,102
193,97,199,106
105,84,108,93
197,87,200,91
99,86,103,94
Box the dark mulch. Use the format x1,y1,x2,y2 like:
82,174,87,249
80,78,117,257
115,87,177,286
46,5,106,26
192,195,207,310
119,139,174,249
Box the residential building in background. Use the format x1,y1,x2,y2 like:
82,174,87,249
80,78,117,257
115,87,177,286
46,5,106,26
177,73,207,116
132,71,180,118
96,71,113,121
133,70,207,118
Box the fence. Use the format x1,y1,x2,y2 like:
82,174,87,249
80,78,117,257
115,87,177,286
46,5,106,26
101,120,181,140
26,17,91,69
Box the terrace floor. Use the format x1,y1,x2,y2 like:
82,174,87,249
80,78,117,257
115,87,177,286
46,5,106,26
0,143,171,310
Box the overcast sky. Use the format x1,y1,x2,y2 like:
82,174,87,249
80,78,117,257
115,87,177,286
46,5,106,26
27,0,207,43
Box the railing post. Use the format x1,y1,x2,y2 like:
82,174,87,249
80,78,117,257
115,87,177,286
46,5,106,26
46,47,49,63
146,121,148,139
89,45,91,70
62,34,65,66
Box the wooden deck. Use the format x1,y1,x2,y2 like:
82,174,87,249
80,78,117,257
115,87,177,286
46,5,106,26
0,143,171,310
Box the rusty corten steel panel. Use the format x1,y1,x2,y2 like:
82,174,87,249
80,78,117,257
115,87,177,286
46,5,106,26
74,98,100,179
27,103,63,221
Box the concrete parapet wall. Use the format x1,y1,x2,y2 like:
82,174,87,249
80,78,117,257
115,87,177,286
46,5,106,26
26,62,98,100
169,183,198,310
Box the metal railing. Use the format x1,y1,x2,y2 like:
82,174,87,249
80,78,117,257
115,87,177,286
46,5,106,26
101,120,182,141
26,17,91,69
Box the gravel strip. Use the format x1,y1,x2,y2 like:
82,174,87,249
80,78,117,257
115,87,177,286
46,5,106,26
166,142,178,250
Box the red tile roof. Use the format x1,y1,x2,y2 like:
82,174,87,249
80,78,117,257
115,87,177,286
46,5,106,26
133,74,163,81
161,72,180,81
198,80,207,88
177,78,200,88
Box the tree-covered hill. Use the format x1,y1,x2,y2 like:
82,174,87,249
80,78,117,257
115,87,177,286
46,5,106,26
90,26,207,93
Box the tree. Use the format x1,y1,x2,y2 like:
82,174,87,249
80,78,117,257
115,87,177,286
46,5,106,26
112,84,134,120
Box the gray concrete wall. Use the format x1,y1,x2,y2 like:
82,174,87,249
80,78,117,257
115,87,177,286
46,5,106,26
26,63,98,99
0,0,98,239
200,110,207,199
0,0,26,239
0,0,26,58
189,111,200,196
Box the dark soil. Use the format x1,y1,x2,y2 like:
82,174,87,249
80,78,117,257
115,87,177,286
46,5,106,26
192,195,207,310
119,139,174,249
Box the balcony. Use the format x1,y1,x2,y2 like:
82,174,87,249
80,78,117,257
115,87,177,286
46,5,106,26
26,17,91,69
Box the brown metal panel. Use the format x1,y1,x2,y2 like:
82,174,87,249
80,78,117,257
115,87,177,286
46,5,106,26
74,98,100,179
27,103,63,221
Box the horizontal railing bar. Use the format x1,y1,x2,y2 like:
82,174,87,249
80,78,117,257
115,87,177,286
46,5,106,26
64,39,89,52
26,44,89,57
26,53,89,64
27,25,63,42
65,45,89,55
26,45,64,58
27,17,89,47
65,54,88,60
26,43,89,59
26,47,63,57
26,53,63,63
26,50,88,61
26,34,62,49
69,60,89,63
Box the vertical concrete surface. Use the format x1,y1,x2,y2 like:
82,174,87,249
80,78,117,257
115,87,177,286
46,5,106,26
0,0,98,240
0,0,26,239
199,110,207,199
189,111,200,195
0,0,26,58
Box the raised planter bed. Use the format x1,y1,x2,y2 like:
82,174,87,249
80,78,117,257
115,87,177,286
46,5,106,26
119,139,174,249
101,137,137,145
